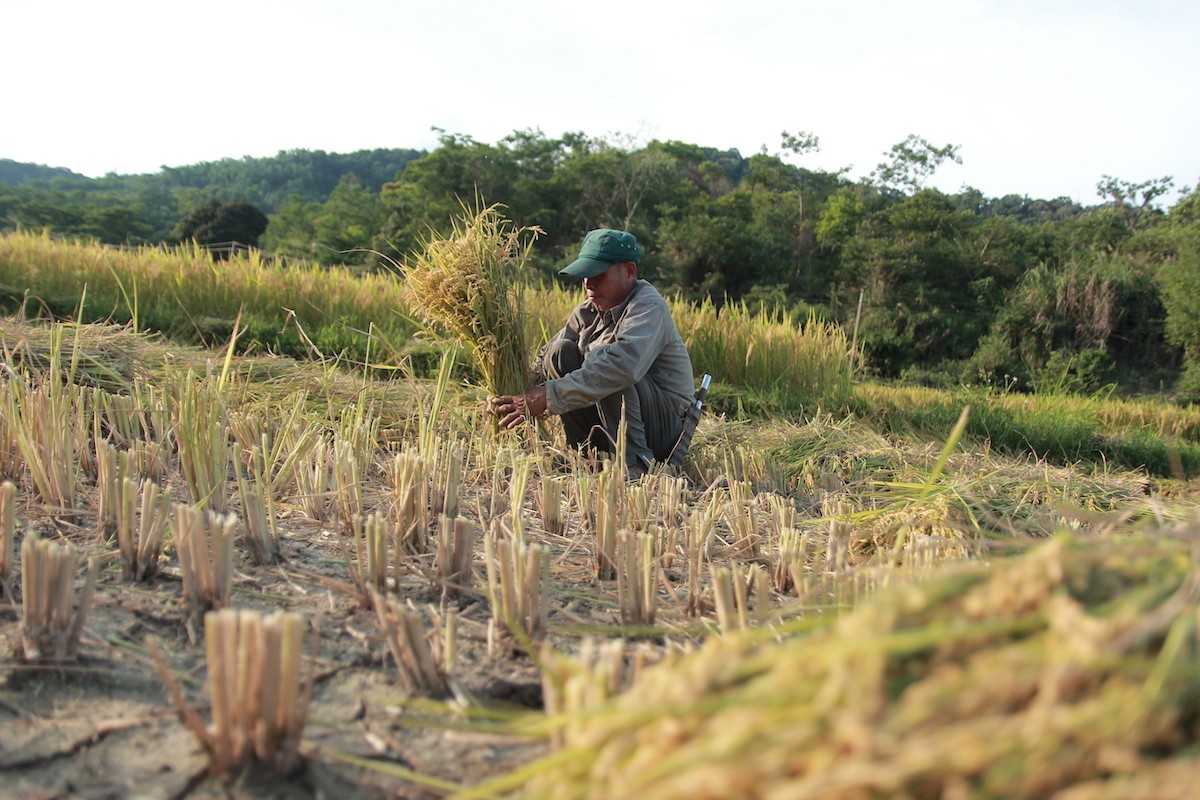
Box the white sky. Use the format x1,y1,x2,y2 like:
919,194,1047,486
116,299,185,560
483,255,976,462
3,0,1197,205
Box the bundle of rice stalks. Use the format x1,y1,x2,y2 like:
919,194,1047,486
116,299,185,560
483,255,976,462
19,532,98,662
400,202,541,397
495,529,1200,800
153,609,312,776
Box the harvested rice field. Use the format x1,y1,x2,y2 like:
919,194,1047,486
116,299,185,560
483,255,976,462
1,316,1200,799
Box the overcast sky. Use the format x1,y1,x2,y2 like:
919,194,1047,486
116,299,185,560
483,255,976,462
4,0,1197,205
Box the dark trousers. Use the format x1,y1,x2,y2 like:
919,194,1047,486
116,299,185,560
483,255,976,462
541,339,683,468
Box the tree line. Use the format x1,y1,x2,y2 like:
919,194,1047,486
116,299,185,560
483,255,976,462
2,131,1198,400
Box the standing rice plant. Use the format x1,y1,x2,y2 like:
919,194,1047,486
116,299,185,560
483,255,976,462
236,448,280,566
174,504,235,616
484,529,549,644
390,449,431,554
615,530,658,627
19,532,98,662
4,353,82,509
333,436,364,529
116,477,172,581
346,512,399,601
435,514,474,596
0,480,15,594
685,502,718,617
773,526,813,596
153,609,312,776
592,469,624,581
169,371,231,513
369,590,454,698
400,202,541,397
430,436,463,521
673,298,855,412
295,437,334,521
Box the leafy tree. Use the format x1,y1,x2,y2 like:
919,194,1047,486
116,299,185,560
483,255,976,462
176,199,268,252
871,134,962,195
971,253,1168,391
261,194,320,260
1158,228,1200,398
839,189,987,374
378,131,516,257
659,185,800,298
1096,174,1174,230
312,174,386,265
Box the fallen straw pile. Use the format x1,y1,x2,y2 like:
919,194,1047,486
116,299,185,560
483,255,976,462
499,529,1200,800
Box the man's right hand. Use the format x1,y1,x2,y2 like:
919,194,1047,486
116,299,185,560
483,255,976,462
487,386,548,430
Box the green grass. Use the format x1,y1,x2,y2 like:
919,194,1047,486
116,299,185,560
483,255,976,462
856,382,1200,478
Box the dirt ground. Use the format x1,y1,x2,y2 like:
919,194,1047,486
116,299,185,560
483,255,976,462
0,497,610,800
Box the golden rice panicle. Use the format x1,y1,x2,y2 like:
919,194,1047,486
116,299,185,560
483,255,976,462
401,201,541,397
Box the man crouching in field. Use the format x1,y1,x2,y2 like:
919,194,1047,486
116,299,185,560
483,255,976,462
488,228,695,478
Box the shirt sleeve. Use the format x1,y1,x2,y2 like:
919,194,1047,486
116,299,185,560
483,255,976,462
544,291,672,414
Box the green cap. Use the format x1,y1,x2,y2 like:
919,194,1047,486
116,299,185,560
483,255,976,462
559,229,641,278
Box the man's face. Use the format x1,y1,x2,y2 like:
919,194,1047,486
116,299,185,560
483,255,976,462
584,261,637,312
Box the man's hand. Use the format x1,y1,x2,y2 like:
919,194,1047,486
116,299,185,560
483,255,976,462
487,385,548,430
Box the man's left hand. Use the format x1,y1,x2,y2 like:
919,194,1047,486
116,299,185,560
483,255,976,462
487,386,548,430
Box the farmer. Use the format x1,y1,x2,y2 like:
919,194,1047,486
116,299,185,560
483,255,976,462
488,228,695,477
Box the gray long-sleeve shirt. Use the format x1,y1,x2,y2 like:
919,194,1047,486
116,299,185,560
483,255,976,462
543,280,695,416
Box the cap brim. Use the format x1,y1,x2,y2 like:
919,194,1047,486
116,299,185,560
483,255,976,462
559,256,614,279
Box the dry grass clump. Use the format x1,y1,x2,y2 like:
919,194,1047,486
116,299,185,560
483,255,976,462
19,532,98,662
399,202,541,397
501,529,1200,799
